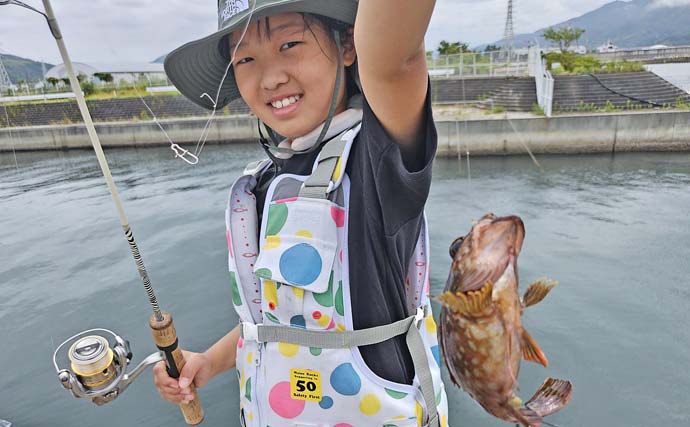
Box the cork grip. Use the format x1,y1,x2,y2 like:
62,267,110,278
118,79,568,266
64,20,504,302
150,312,204,425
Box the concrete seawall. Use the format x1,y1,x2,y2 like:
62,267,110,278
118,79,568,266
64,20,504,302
1,111,689,155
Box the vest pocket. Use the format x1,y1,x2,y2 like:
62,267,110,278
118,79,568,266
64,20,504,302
255,197,344,330
255,197,342,294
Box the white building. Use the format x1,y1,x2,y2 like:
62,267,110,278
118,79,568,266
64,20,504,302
45,61,167,85
597,41,618,53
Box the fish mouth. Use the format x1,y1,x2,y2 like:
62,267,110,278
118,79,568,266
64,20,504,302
477,214,525,256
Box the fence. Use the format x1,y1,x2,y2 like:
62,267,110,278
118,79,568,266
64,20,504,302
427,50,530,78
529,46,554,117
593,45,690,63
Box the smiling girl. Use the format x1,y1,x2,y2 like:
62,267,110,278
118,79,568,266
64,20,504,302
155,1,448,426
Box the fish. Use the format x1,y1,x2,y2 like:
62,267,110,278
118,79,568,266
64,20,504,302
436,213,573,427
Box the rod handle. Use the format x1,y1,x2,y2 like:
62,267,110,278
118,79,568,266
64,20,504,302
150,312,204,425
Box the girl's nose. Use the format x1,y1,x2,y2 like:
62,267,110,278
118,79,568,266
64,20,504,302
260,65,289,91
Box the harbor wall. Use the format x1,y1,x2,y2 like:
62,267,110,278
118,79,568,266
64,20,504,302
1,111,690,155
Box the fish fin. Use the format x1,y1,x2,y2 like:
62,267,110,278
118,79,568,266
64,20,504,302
436,281,493,316
517,407,543,427
522,278,557,308
525,378,574,417
521,329,549,367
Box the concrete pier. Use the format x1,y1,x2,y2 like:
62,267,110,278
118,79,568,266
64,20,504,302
1,110,689,155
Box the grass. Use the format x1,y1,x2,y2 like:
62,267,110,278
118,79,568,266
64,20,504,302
487,105,506,114
531,103,545,116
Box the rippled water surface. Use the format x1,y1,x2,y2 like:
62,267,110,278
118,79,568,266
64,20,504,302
1,145,689,426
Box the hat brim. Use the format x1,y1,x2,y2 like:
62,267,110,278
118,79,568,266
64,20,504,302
165,0,358,110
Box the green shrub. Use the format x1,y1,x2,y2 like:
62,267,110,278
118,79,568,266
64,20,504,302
544,52,643,74
80,81,96,96
531,103,545,116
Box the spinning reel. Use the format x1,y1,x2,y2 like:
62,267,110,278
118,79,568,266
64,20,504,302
53,328,165,406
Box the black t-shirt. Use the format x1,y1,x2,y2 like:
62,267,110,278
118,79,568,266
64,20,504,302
253,84,437,385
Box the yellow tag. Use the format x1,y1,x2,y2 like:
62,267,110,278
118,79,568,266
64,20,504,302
289,368,322,402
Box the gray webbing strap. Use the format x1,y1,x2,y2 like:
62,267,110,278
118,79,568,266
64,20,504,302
406,319,440,427
241,306,439,426
242,308,413,349
299,136,349,199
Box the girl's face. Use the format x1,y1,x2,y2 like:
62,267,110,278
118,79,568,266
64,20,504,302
230,13,356,139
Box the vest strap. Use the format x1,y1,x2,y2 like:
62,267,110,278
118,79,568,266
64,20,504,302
240,306,440,426
299,133,351,199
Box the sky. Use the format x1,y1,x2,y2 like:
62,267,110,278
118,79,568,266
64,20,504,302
0,0,669,65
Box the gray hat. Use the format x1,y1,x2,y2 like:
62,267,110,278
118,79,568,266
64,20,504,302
164,0,358,110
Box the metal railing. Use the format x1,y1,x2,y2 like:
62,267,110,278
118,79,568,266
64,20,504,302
592,45,690,63
529,46,554,117
427,50,531,78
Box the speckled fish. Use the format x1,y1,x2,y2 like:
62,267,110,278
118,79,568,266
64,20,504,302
437,214,573,427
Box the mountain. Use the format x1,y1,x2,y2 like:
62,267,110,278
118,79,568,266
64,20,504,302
489,0,690,50
0,54,53,83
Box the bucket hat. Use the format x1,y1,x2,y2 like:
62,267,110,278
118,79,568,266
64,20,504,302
164,0,359,110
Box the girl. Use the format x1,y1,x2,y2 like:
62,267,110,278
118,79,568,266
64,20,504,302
156,1,448,426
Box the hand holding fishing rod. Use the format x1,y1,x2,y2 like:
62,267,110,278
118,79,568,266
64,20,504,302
0,0,203,423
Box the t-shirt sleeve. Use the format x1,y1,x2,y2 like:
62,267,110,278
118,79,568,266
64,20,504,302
358,79,438,235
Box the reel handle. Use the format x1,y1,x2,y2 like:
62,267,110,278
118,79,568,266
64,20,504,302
149,312,204,425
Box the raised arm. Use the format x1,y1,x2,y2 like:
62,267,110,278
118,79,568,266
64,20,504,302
354,1,436,158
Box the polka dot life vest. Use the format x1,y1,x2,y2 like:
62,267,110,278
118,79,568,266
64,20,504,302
225,124,449,427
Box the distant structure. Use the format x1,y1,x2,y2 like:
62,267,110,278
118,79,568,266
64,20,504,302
0,55,13,93
45,61,167,85
597,40,618,53
503,0,515,57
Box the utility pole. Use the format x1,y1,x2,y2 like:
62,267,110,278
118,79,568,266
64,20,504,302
503,0,515,60
0,53,13,95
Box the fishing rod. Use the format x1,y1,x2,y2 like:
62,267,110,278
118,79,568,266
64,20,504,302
0,1,203,423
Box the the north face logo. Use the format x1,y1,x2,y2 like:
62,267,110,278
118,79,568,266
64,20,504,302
221,0,249,22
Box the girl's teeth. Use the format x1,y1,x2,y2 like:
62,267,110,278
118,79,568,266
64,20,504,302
272,95,300,109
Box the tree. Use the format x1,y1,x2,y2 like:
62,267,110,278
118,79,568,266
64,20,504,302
543,27,586,53
484,44,501,52
47,77,59,87
437,40,470,55
60,77,71,87
93,72,113,84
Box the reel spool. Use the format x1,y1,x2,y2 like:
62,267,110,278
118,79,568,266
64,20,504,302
54,328,165,406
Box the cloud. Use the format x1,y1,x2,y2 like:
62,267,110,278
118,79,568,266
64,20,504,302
649,0,690,7
1,0,615,63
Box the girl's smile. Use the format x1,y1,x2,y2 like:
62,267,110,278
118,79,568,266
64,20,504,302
267,93,303,117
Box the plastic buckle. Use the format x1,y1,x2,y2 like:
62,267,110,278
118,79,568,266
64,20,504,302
414,306,425,327
241,322,259,342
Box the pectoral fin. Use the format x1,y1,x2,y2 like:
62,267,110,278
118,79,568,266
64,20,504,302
435,281,493,316
522,278,557,308
521,328,548,367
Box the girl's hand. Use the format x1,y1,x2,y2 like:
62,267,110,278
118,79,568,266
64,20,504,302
153,350,214,404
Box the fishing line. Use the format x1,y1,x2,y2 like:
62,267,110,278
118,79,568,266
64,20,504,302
1,1,204,421
127,0,258,165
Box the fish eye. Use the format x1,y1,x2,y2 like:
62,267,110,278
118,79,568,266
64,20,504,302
449,236,464,259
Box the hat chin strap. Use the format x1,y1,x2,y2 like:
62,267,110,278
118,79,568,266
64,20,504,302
259,29,357,161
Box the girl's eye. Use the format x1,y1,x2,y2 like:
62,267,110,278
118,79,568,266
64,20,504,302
235,57,253,66
280,41,301,51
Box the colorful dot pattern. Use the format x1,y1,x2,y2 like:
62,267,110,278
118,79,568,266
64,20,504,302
227,142,448,426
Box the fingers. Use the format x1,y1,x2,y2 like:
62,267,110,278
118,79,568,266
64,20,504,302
153,360,195,404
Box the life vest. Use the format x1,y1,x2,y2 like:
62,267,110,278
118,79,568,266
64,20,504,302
225,124,449,427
